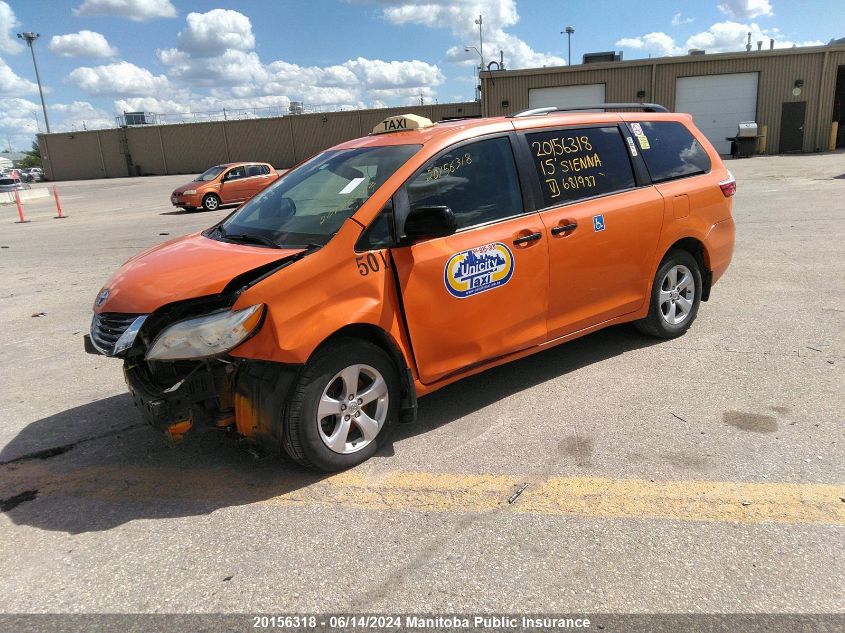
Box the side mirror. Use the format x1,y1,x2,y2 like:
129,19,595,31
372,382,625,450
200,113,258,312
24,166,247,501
404,205,457,242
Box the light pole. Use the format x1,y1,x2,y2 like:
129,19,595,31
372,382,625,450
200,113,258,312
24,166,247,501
562,25,575,65
17,32,50,133
465,46,482,101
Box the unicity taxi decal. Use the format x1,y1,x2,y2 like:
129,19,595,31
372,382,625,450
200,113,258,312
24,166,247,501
444,242,515,298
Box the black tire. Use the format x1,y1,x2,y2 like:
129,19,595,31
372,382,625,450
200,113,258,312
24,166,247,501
282,338,399,471
635,249,702,339
201,194,221,211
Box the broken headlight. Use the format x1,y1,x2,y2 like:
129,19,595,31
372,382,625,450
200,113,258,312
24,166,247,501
145,304,264,361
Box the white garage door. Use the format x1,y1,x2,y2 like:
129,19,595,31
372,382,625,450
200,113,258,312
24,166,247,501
675,73,758,155
528,84,606,109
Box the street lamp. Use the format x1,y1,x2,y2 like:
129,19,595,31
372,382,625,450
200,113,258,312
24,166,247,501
562,25,575,65
465,46,482,101
17,32,51,133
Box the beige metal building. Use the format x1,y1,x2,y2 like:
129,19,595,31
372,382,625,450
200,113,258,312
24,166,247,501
38,43,845,181
37,102,479,181
480,43,845,156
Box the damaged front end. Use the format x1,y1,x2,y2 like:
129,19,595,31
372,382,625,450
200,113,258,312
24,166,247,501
84,253,308,448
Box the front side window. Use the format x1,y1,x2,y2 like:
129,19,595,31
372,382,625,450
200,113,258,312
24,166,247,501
406,136,523,230
218,144,420,248
526,126,636,208
629,121,711,183
225,166,246,181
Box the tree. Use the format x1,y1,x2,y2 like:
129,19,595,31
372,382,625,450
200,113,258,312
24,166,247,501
18,140,42,169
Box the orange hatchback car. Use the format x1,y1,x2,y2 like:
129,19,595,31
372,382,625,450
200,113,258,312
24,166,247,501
170,162,279,211
88,104,735,471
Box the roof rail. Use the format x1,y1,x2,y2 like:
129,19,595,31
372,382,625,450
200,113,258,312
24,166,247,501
509,103,669,117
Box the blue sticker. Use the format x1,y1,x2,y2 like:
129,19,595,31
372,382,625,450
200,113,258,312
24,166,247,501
444,242,515,299
593,215,606,232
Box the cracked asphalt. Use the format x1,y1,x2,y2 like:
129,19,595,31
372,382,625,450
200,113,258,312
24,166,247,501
0,153,843,624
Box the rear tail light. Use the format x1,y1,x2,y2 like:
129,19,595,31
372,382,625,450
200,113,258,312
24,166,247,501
719,171,736,198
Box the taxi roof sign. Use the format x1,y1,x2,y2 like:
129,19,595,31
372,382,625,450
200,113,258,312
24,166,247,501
372,114,433,135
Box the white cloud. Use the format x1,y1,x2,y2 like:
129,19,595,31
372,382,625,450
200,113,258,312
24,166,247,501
616,32,683,57
73,0,177,21
49,31,117,58
68,61,171,96
617,20,824,57
717,0,773,19
377,0,566,68
0,57,38,96
686,22,823,53
176,9,255,57
0,97,115,148
153,8,445,109
0,1,23,54
672,13,694,26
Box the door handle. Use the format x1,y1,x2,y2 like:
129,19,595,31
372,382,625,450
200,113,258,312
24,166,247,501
551,222,578,236
513,232,542,245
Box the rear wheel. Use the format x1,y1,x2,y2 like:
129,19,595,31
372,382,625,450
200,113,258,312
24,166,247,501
283,338,398,471
636,250,702,338
201,194,220,211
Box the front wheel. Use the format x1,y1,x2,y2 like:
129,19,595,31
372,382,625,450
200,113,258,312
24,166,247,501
283,338,399,471
635,250,702,338
201,194,220,211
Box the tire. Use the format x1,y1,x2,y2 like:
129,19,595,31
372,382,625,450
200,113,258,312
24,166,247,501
283,338,399,471
201,194,221,211
635,249,702,339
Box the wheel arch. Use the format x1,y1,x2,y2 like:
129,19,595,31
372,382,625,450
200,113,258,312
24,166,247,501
662,237,712,301
314,323,417,423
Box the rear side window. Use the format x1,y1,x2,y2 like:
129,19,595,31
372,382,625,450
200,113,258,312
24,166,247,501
629,121,711,183
406,136,523,230
246,165,264,177
525,126,636,208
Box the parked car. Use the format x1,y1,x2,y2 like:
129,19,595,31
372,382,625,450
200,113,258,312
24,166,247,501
0,177,30,192
170,162,280,212
87,106,735,471
21,168,43,182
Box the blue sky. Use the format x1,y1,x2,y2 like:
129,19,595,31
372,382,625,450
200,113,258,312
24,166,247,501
1,0,842,149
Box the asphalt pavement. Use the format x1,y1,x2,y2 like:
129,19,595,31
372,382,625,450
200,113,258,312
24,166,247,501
0,155,843,625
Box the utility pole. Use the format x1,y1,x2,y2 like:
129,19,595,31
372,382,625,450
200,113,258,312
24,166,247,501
562,25,575,65
17,32,50,133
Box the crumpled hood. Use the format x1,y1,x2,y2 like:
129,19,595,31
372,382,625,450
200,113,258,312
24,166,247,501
95,232,302,314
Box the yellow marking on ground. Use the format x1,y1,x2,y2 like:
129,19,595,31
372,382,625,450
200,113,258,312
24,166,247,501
267,472,845,526
3,463,844,526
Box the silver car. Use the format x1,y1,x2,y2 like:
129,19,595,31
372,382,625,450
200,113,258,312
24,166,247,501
0,177,31,192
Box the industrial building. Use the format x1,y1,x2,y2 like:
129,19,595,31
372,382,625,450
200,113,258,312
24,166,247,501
480,42,845,156
38,42,845,181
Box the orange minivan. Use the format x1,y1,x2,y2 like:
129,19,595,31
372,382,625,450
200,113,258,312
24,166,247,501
87,105,735,471
170,162,279,211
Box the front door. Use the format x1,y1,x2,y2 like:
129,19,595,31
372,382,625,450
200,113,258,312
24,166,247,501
219,165,249,203
779,102,806,153
391,135,549,384
521,125,664,338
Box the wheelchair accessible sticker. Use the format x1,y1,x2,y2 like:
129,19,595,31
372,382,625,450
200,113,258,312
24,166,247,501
444,242,515,298
593,215,606,232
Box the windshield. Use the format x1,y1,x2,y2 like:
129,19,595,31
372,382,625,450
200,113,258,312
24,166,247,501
218,144,420,248
197,166,225,181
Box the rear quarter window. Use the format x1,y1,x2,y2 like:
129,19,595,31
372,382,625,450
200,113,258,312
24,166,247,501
629,121,711,183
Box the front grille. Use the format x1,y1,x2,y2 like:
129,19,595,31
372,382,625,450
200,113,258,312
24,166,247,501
91,313,143,355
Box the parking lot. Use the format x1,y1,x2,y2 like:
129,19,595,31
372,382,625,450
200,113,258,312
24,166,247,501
0,155,843,622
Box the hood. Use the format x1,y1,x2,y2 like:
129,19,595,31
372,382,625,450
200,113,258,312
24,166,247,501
95,232,302,314
172,180,210,194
